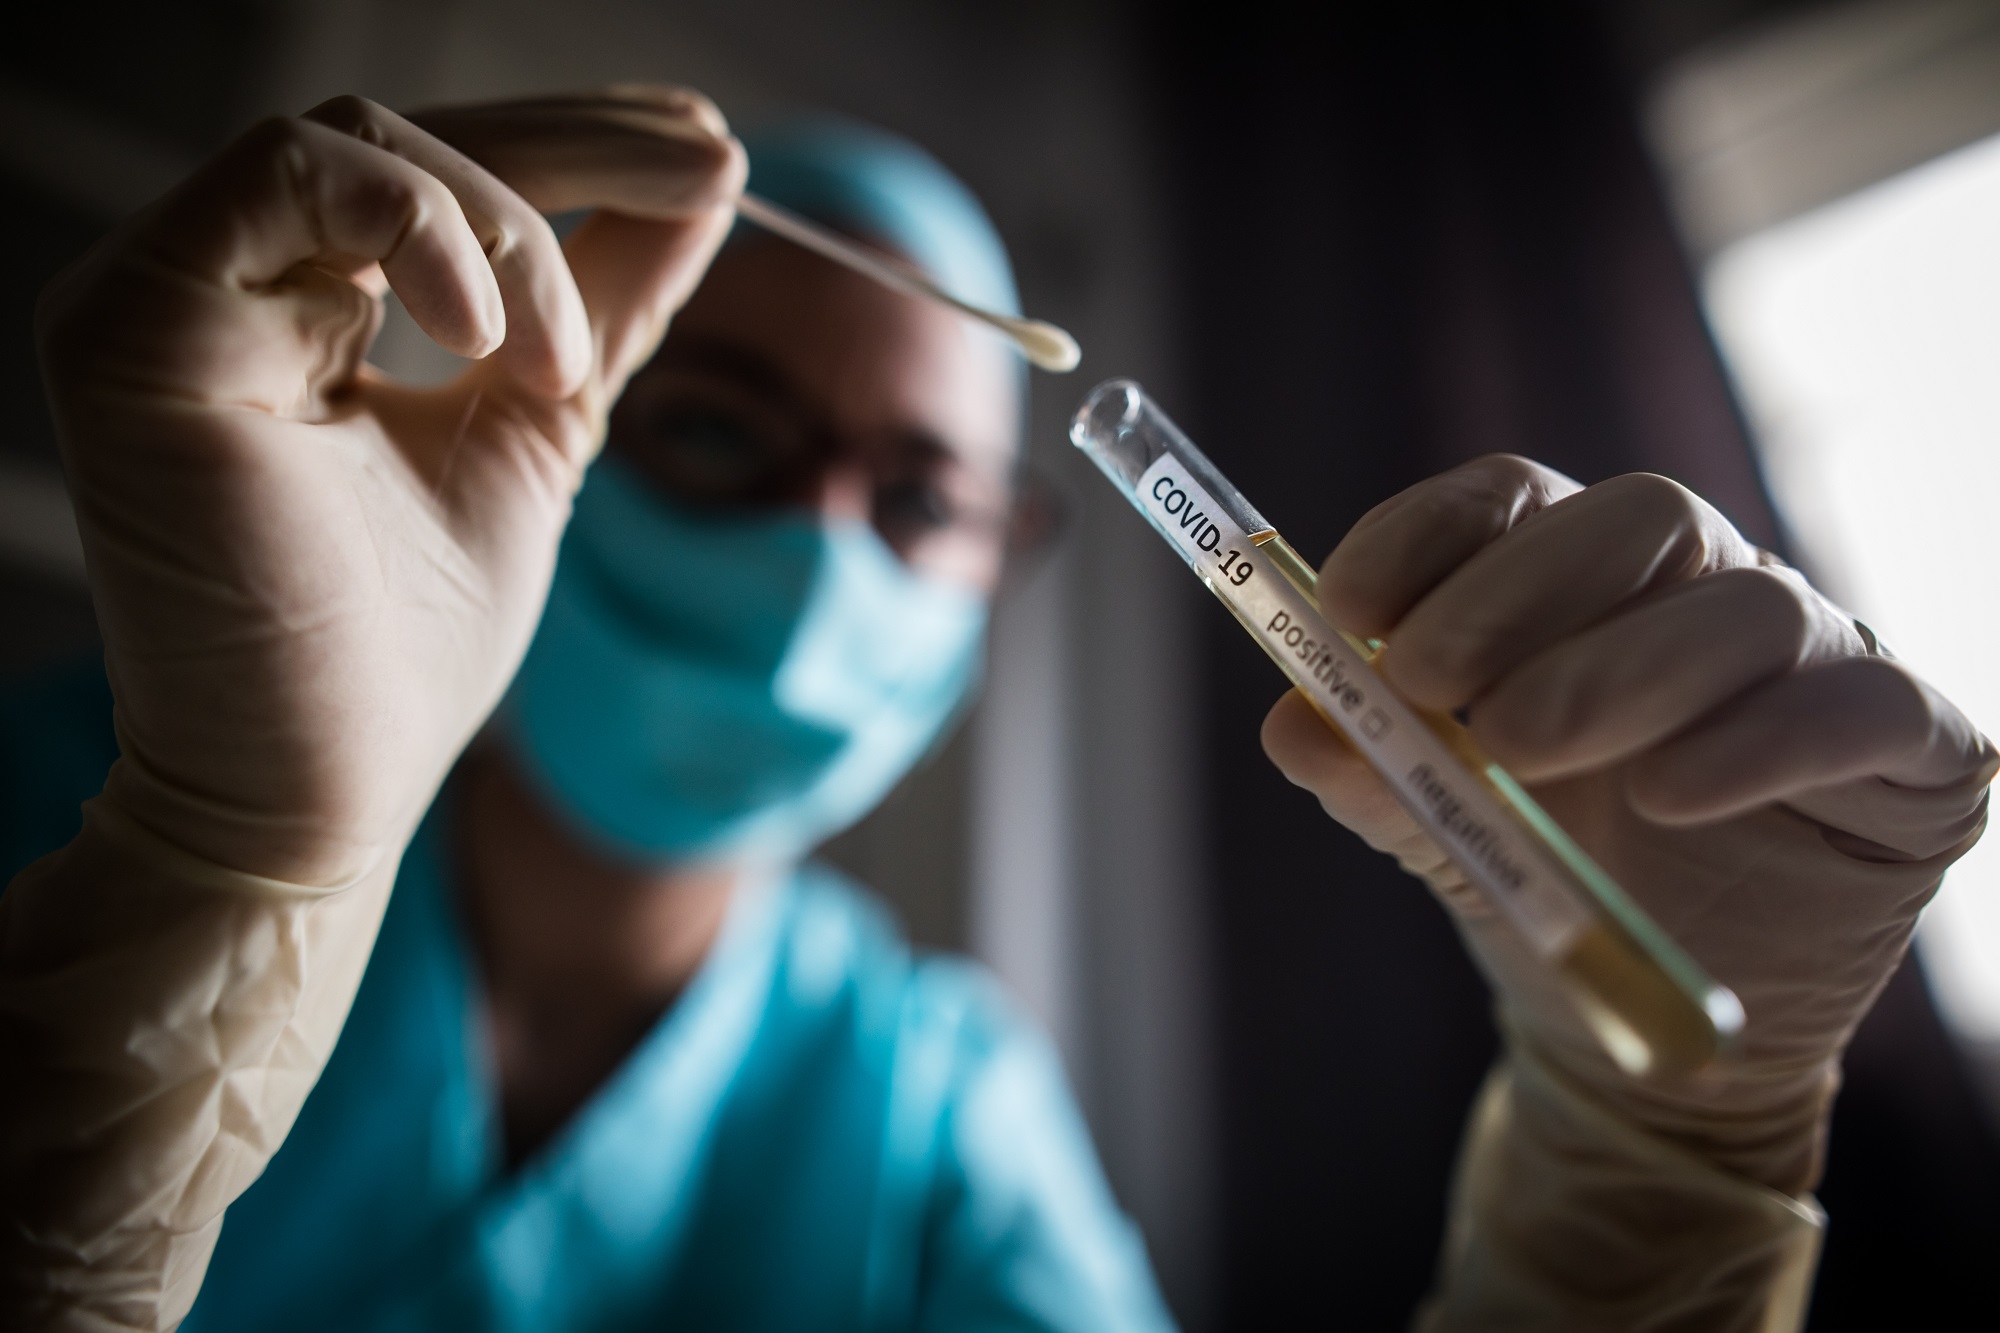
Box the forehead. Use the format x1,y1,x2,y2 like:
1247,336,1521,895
663,238,1020,471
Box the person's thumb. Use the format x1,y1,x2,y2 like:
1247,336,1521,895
564,200,739,413
410,89,747,433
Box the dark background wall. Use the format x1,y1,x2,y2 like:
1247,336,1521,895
1,3,280,674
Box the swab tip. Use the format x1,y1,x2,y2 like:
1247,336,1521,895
1015,319,1082,373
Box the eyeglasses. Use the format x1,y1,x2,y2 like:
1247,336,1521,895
607,343,1021,563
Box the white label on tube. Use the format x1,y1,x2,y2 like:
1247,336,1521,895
1137,454,1590,957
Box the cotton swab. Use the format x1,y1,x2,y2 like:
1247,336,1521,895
734,192,1082,373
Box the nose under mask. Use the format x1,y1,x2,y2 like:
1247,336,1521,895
502,457,987,864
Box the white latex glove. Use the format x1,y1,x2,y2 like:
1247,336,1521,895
1259,456,1996,1331
0,90,744,1331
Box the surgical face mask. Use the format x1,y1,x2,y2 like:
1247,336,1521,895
503,457,986,864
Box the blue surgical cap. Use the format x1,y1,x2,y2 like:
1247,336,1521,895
735,118,1020,319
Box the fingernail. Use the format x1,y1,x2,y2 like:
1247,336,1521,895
680,93,730,139
616,85,729,138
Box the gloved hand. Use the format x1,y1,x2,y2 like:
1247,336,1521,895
1259,456,1996,1329
1,90,743,1330
43,88,743,888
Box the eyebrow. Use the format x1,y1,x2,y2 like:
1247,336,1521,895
884,427,950,463
644,335,817,419
647,333,1009,482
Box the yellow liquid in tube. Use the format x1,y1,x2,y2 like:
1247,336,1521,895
1071,379,1741,1081
1252,532,1729,1077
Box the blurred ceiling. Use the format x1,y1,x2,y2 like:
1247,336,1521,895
1642,0,2000,255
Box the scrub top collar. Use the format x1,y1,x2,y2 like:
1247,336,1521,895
339,811,793,1330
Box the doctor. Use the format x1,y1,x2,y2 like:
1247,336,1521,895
0,93,1167,1330
2,86,1992,1333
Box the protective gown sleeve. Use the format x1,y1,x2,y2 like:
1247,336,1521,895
1415,1026,1822,1333
0,784,401,1333
1392,757,1986,1332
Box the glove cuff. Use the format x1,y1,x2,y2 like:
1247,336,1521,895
82,792,371,900
1420,1039,1824,1332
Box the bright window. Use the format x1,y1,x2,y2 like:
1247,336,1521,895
1706,129,2000,1039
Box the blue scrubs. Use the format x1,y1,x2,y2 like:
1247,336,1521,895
0,662,1174,1331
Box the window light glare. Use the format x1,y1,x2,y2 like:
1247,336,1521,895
1706,130,2000,1041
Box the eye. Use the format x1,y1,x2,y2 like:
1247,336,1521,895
872,477,956,543
655,410,761,480
628,406,802,505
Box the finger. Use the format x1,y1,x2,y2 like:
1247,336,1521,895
1786,775,1991,860
143,116,503,363
303,96,591,399
303,255,388,296
409,90,743,220
564,207,740,396
1260,690,1411,847
1627,655,2000,842
1376,472,1761,711
1472,565,1862,781
1261,690,1485,917
410,88,745,409
603,83,733,136
1319,455,1583,638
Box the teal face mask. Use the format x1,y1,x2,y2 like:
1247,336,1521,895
503,459,986,864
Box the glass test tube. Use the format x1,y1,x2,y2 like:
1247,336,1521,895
1071,379,1744,1079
